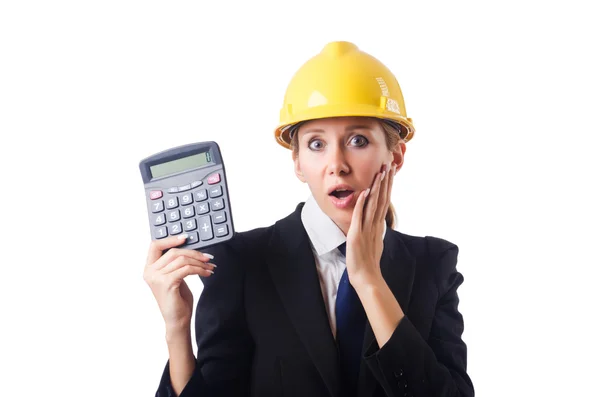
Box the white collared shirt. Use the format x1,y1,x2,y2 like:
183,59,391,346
300,194,387,338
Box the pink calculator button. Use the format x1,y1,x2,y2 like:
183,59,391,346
207,173,221,185
150,190,163,200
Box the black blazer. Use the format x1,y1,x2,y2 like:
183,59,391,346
155,202,474,397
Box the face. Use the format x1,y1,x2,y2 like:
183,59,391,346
293,116,406,235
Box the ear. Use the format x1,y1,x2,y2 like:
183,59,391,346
391,141,406,175
293,152,307,183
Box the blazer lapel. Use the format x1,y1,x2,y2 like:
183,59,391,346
357,227,416,397
266,203,341,397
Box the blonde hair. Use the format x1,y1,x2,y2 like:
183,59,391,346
290,118,404,229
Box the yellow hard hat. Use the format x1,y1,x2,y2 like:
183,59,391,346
274,41,415,150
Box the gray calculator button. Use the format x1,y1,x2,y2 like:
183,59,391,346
151,200,164,213
154,226,168,239
198,216,214,241
209,186,223,198
167,209,181,222
178,184,192,192
210,198,224,211
180,193,194,206
184,231,199,245
182,206,195,218
167,187,179,194
215,224,229,237
213,212,227,224
169,222,183,235
166,197,179,209
184,218,197,231
191,181,203,188
153,213,166,226
194,189,208,202
196,203,209,215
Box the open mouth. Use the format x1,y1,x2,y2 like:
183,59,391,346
329,190,354,199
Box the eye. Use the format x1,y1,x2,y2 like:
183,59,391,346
350,135,368,147
308,139,324,151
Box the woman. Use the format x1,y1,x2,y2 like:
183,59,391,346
146,41,474,397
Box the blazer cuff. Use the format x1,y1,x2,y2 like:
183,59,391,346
156,360,176,397
156,359,204,397
364,316,426,396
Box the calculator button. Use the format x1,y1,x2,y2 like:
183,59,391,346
207,173,221,185
182,206,195,219
196,203,209,215
166,197,179,209
214,212,227,224
194,189,208,202
210,198,224,211
167,210,181,222
198,216,214,241
191,180,203,188
167,187,179,194
154,226,168,239
153,213,166,226
183,219,197,231
215,224,229,237
184,231,199,245
209,186,223,198
180,193,194,206
169,222,183,235
150,190,163,200
151,200,164,213
178,184,192,192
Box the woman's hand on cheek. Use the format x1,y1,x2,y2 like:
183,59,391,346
345,162,396,288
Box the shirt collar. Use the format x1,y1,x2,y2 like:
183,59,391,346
300,194,387,257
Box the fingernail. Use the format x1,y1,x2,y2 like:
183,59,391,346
381,170,386,181
178,233,189,240
365,188,371,197
207,269,214,275
209,263,217,268
203,253,214,260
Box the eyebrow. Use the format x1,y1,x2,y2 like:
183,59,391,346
302,125,374,135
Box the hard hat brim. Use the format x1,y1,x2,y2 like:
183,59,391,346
274,105,415,150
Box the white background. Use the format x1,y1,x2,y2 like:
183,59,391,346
1,1,599,396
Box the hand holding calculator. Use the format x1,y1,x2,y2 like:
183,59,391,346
139,141,235,250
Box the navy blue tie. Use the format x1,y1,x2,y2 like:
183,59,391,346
336,242,366,395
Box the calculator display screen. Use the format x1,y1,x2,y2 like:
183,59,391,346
150,151,212,179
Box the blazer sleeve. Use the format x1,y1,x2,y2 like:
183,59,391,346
155,232,254,397
363,237,475,397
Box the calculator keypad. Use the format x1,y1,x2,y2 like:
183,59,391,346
147,172,231,245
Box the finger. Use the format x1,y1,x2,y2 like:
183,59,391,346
386,164,396,208
366,167,385,227
153,246,214,271
160,255,216,275
167,264,214,285
374,163,391,223
146,235,189,268
349,188,370,236
379,162,394,222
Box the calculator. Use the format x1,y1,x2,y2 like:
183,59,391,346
139,141,235,250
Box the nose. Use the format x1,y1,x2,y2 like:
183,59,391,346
326,143,350,176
